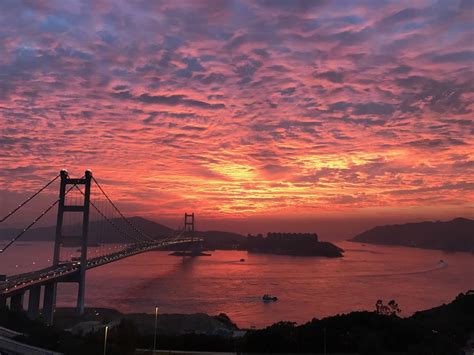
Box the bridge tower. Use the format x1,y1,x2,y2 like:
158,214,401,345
184,212,204,254
184,212,196,245
184,212,195,233
44,169,92,324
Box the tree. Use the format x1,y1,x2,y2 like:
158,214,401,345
375,299,401,316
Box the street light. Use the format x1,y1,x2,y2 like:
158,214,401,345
103,325,108,355
153,306,159,353
323,327,326,355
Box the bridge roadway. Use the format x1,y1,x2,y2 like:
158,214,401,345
0,236,201,298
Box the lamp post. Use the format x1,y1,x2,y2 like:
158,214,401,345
153,306,159,353
323,327,326,355
103,325,108,355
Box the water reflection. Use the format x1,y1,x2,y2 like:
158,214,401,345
0,241,472,328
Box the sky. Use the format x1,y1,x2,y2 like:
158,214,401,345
0,0,473,238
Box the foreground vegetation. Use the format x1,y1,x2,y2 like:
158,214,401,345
0,291,472,354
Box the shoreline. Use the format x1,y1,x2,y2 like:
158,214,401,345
54,290,474,336
346,239,474,254
0,291,472,354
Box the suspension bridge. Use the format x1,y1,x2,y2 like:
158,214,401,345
0,169,201,324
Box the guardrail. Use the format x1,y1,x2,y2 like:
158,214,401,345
0,335,63,355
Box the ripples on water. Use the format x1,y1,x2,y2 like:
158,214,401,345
1,241,473,328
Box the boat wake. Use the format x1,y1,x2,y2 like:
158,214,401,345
359,260,448,278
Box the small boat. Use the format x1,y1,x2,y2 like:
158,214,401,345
262,294,278,302
240,258,245,262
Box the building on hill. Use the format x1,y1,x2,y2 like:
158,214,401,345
245,231,342,257
267,232,318,242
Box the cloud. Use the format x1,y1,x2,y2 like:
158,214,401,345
138,94,226,109
315,71,344,83
381,8,424,26
0,0,472,223
353,103,396,116
195,73,227,85
256,0,327,12
40,15,71,33
407,138,467,149
110,91,226,110
431,51,474,63
280,87,296,96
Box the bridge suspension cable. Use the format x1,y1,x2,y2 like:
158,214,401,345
91,176,156,243
74,185,145,244
0,183,77,253
0,174,60,224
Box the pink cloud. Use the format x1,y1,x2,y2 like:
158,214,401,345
0,0,473,230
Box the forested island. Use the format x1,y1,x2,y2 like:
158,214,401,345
350,217,474,252
245,232,344,257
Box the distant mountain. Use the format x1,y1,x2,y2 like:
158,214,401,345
350,217,474,252
125,216,175,238
0,217,175,244
0,217,244,247
195,230,246,249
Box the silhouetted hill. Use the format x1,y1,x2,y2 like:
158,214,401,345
0,217,174,244
245,233,344,257
242,290,474,354
2,289,473,354
0,217,244,247
350,217,474,252
125,216,175,237
195,230,246,249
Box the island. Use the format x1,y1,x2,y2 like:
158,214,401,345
245,232,344,257
350,217,474,252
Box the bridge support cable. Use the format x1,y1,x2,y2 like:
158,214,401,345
0,183,78,253
0,170,201,326
74,185,145,246
0,174,60,224
95,190,128,257
92,191,107,258
91,177,156,243
88,185,128,259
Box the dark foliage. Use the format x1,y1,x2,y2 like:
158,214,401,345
375,299,402,316
0,307,137,355
0,291,472,354
241,292,474,354
137,333,235,352
245,233,343,257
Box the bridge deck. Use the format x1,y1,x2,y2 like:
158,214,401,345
0,237,201,297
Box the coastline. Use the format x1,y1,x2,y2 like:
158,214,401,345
1,292,472,354
54,290,474,336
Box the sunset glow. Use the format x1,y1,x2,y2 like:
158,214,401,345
0,0,473,234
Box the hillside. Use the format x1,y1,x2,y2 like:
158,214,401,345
2,290,473,354
0,217,244,247
195,230,246,249
243,290,474,353
245,233,343,257
350,217,474,252
0,217,174,244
